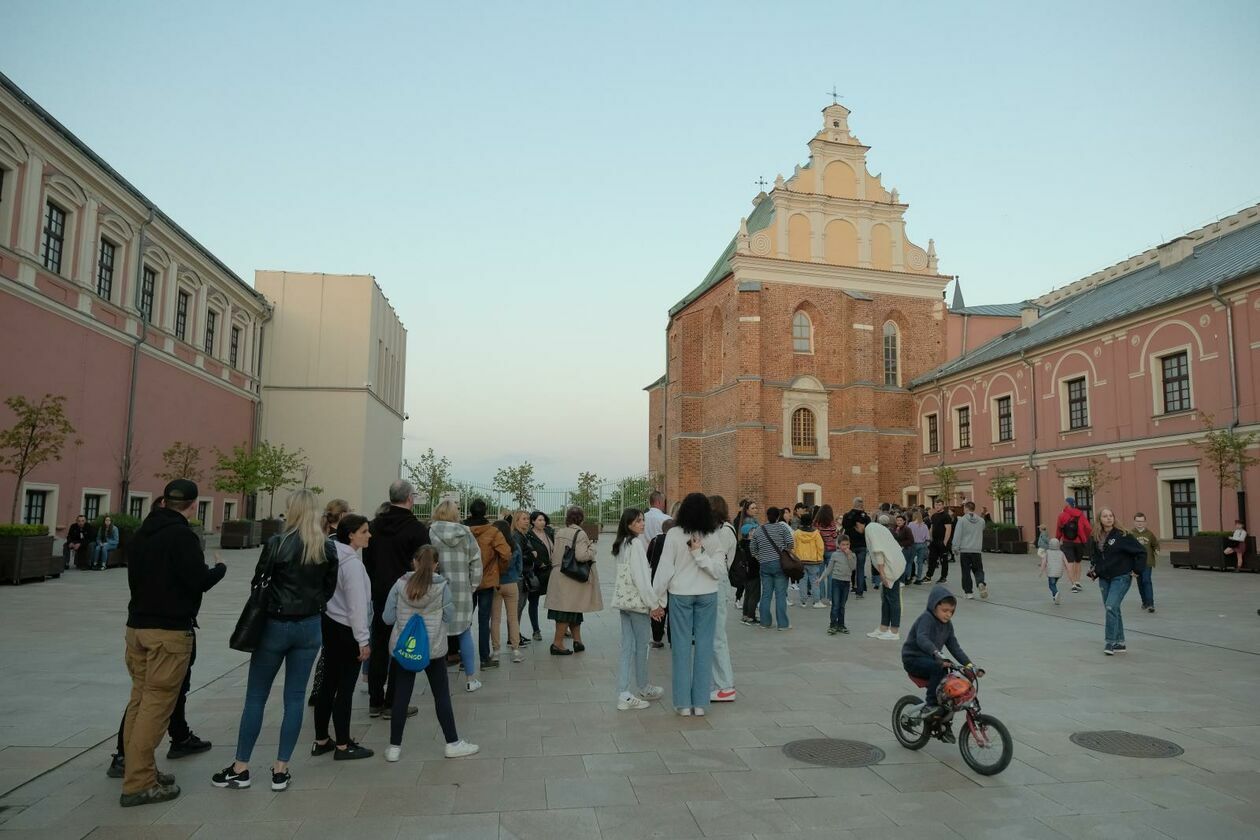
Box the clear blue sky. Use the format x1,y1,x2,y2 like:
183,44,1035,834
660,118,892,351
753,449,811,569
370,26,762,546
7,1,1259,487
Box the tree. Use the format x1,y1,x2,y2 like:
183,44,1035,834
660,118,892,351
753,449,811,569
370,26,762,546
492,462,543,509
254,441,309,517
931,464,959,507
455,482,499,514
604,473,660,518
568,471,602,517
987,466,1022,523
155,441,204,483
404,448,454,510
1191,412,1259,529
0,394,81,523
213,444,261,513
1055,456,1117,505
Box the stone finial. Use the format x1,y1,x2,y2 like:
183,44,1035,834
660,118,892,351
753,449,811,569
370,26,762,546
890,188,899,204
737,217,750,253
774,174,786,190
927,238,938,272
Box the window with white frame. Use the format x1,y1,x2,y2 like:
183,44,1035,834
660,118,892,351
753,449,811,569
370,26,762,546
83,493,103,521
224,500,237,522
1160,351,1191,413
24,489,49,525
1169,479,1198,538
197,500,210,526
925,413,939,453
230,326,241,368
205,309,218,355
96,239,116,300
999,495,1015,525
1070,485,1094,522
1066,377,1089,430
791,407,818,456
140,267,156,323
956,405,971,449
792,311,812,353
175,290,190,341
41,201,67,274
995,395,1013,442
882,322,899,386
128,495,147,519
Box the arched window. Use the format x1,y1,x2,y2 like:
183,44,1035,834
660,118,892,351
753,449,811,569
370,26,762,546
792,311,812,353
791,407,817,456
883,321,900,386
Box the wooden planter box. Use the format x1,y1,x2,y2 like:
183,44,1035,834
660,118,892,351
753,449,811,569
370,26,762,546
1174,534,1259,571
982,530,999,551
220,520,262,549
0,535,59,583
983,526,1021,553
1000,540,1030,555
260,518,284,542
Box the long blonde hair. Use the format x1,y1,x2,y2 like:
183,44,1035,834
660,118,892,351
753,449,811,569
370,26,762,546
285,489,328,565
432,500,460,523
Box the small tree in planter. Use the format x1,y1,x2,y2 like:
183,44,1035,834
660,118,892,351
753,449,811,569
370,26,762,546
0,394,81,524
155,441,204,484
931,464,959,510
569,471,602,530
1190,411,1258,530
1056,457,1117,515
404,448,454,516
254,442,309,518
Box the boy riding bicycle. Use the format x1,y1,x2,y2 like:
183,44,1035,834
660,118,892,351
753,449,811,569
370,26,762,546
900,584,978,743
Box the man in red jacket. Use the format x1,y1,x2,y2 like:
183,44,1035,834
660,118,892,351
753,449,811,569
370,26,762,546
1055,498,1092,593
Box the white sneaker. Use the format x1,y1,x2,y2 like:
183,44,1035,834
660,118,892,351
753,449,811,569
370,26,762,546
385,746,401,762
710,688,737,702
693,708,705,717
878,632,900,641
734,598,743,609
444,740,480,759
465,679,482,693
979,584,989,599
812,602,827,609
676,707,692,716
638,684,664,700
617,696,650,711
866,630,885,638
965,593,975,600
511,649,524,664
1054,593,1061,605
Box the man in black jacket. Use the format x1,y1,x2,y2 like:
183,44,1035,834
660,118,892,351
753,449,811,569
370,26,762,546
120,480,226,808
364,480,430,716
64,514,94,570
841,497,872,598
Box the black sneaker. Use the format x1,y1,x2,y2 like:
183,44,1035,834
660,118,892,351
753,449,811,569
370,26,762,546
211,765,251,789
1113,643,1127,653
481,659,501,669
839,626,850,634
119,783,180,807
167,732,212,759
827,625,838,635
311,740,336,757
368,706,385,718
106,753,124,778
333,741,374,761
381,705,418,720
271,769,291,791
938,727,956,744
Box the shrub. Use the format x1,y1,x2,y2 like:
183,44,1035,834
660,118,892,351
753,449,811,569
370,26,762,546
1193,530,1233,537
0,523,49,537
92,513,143,534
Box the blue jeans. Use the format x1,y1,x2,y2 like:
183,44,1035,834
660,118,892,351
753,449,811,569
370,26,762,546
914,543,928,579
1048,576,1060,597
474,588,494,662
617,610,651,698
1136,567,1154,608
758,563,789,629
668,592,717,710
901,546,917,583
91,543,116,568
235,616,322,764
829,579,850,627
1098,575,1131,645
456,627,477,678
799,564,824,605
852,549,869,594
903,653,948,705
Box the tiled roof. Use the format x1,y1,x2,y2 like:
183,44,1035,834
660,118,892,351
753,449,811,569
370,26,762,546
669,195,776,316
910,218,1260,386
950,302,1028,317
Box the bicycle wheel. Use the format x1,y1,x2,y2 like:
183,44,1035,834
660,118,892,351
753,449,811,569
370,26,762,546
959,712,1013,775
892,695,932,750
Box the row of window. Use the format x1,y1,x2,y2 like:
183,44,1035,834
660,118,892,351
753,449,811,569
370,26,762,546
34,197,245,369
791,312,902,386
924,351,1192,453
23,487,235,530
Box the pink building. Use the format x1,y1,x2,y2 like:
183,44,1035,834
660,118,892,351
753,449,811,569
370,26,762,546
910,204,1260,544
0,72,270,535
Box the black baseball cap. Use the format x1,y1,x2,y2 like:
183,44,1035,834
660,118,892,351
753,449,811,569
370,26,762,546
162,479,199,502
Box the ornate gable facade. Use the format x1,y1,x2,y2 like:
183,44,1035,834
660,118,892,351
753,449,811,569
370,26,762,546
648,104,952,509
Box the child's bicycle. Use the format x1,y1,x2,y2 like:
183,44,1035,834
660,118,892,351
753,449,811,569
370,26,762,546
891,664,1012,776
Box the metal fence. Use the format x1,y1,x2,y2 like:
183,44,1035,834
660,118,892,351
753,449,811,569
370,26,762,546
412,471,657,527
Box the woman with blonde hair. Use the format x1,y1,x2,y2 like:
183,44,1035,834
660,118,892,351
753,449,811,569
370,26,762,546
214,490,338,792
427,500,485,692
309,498,353,707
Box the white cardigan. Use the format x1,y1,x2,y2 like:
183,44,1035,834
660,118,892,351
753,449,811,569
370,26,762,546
653,527,725,600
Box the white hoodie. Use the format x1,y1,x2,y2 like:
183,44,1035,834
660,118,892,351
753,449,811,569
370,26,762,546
653,527,726,599
326,540,372,647
864,522,906,586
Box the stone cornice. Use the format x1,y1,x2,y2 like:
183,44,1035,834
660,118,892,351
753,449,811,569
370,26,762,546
730,253,950,299
769,188,908,218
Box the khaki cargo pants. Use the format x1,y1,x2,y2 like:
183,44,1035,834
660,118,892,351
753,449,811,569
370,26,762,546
122,627,193,795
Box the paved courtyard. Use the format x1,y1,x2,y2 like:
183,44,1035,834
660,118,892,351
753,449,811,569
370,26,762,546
0,542,1258,839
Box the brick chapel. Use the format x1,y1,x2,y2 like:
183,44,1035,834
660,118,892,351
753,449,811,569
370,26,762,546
646,103,952,509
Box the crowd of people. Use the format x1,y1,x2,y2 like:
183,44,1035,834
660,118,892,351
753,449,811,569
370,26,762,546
107,479,1183,808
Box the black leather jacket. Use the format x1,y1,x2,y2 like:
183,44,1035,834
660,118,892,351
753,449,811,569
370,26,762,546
251,532,338,618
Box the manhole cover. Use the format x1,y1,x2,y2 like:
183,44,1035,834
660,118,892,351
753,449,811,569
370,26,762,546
782,738,884,767
1069,730,1184,758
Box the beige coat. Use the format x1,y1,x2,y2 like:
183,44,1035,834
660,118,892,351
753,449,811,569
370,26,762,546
543,526,603,614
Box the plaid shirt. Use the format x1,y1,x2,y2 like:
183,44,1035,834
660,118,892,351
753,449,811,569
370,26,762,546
428,521,483,634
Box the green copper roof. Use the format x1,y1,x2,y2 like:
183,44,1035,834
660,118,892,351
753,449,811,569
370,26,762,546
669,194,776,316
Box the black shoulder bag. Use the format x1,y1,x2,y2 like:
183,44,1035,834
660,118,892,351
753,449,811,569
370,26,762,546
560,528,593,583
229,533,288,652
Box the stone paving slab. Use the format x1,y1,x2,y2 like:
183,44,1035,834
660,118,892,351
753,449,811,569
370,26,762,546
0,545,1258,838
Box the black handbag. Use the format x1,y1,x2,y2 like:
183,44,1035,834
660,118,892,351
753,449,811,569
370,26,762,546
729,538,752,588
229,534,285,652
761,524,805,582
560,528,593,583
